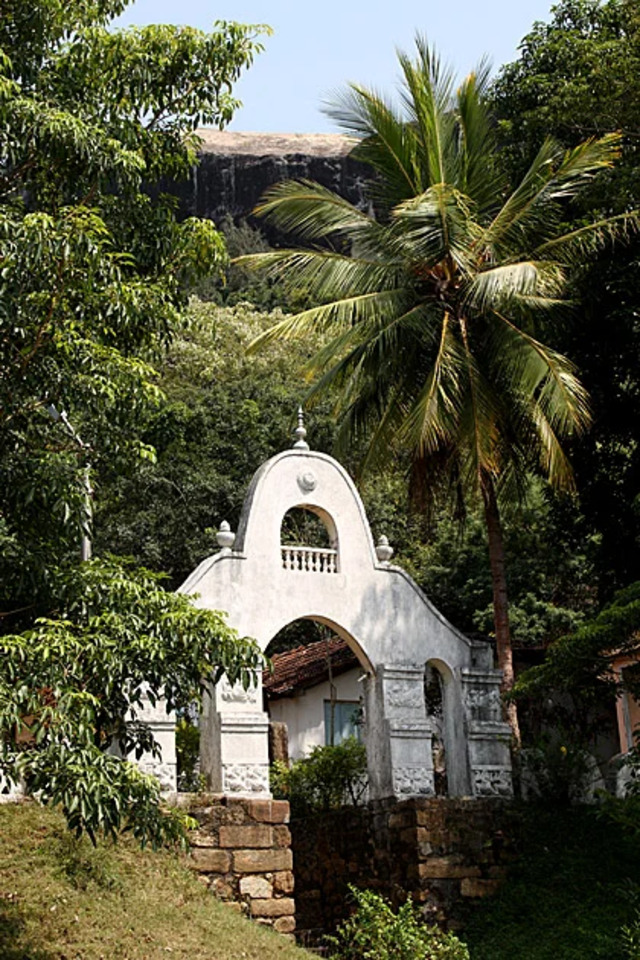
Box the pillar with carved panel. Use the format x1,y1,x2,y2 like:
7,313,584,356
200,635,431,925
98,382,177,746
364,664,435,800
200,671,271,797
461,667,513,798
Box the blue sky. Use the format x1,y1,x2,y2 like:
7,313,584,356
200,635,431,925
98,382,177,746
115,0,554,133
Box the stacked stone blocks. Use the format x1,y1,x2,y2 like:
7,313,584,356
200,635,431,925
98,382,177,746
189,796,296,937
382,798,512,922
291,797,515,939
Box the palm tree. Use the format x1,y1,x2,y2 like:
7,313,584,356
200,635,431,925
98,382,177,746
239,38,637,743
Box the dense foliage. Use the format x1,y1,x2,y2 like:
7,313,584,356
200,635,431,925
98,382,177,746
514,580,640,711
363,473,596,648
492,0,640,188
194,215,318,313
94,300,337,586
489,0,640,756
0,559,262,844
463,805,640,960
492,0,640,598
327,887,469,960
0,0,267,841
0,0,265,607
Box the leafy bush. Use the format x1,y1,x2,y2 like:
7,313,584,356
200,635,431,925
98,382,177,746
623,909,640,960
270,737,367,816
0,558,261,845
518,731,597,804
326,887,469,960
193,216,316,312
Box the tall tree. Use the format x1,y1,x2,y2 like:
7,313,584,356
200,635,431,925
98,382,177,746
240,38,636,741
0,1,266,606
0,1,266,840
491,0,640,598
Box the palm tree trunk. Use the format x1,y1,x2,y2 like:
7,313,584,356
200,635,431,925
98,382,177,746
480,473,521,746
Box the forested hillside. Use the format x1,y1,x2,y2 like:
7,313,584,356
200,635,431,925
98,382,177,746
2,0,640,906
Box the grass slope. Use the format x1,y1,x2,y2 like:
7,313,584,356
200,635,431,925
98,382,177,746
0,801,313,960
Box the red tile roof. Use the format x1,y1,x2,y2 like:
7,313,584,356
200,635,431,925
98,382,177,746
263,637,359,700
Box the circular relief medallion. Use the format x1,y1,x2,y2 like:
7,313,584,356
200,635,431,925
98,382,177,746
297,471,317,493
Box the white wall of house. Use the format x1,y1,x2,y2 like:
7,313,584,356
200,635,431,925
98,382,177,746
268,666,363,760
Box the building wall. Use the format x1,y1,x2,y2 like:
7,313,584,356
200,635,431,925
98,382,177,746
613,653,640,754
267,666,363,760
184,447,511,800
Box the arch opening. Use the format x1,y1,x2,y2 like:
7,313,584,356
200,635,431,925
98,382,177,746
280,506,339,574
266,614,373,674
424,662,448,796
264,616,368,764
425,658,470,797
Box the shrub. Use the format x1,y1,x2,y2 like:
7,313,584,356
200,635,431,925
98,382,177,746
192,216,316,312
326,887,469,960
270,737,367,816
463,806,640,960
518,731,597,804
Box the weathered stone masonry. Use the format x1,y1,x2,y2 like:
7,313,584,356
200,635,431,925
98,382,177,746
188,796,296,937
185,795,514,941
291,797,515,939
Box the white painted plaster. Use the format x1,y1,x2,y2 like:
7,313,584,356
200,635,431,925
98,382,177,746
174,441,512,801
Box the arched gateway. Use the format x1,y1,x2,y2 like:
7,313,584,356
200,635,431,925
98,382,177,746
178,416,512,800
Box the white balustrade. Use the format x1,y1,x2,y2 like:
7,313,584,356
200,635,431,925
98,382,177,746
281,545,339,573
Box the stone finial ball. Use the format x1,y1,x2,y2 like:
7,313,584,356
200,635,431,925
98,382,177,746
216,520,236,551
376,535,394,563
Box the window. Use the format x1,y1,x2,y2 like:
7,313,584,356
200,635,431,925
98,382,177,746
324,700,361,746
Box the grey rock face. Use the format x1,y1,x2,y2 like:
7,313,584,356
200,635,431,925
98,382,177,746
168,131,372,242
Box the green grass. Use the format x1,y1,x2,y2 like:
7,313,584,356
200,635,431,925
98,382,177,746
0,800,313,960
6,799,640,960
463,804,640,960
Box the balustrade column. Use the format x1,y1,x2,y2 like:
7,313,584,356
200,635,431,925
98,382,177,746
280,545,339,573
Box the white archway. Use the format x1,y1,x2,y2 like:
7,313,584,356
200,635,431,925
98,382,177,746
179,419,512,800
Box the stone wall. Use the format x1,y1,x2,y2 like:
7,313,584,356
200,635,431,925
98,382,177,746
188,796,296,938
185,795,514,944
291,797,515,941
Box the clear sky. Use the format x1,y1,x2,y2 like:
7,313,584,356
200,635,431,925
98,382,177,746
115,0,554,133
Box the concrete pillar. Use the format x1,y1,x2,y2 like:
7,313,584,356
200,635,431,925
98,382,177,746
200,672,271,797
135,693,177,792
461,668,513,798
366,665,435,799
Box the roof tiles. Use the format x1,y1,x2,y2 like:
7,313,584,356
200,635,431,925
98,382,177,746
263,637,359,700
